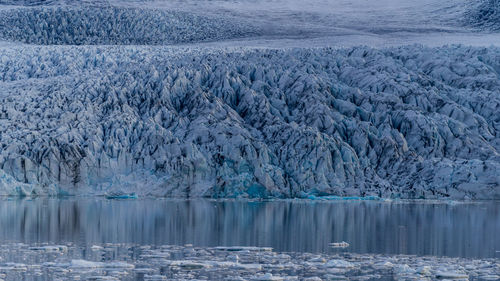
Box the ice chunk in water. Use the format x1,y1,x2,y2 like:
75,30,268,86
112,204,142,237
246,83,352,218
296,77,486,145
324,259,355,268
69,260,134,269
329,241,350,248
435,271,469,279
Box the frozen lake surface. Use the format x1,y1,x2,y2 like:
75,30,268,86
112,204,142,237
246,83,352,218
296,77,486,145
0,199,498,280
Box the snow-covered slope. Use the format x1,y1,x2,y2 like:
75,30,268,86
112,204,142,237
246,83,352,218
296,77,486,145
0,45,499,199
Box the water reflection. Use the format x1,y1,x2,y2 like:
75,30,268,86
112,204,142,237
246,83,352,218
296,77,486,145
0,198,498,258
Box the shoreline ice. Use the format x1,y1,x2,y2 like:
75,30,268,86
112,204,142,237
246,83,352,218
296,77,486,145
0,243,498,280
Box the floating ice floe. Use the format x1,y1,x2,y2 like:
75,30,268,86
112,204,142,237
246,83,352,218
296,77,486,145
324,259,355,268
68,260,135,269
435,271,469,279
479,275,500,280
0,243,498,280
329,241,350,248
250,273,289,281
0,263,27,272
29,245,68,252
91,245,104,251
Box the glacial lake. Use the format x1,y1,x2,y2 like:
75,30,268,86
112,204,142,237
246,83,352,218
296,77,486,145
0,198,498,259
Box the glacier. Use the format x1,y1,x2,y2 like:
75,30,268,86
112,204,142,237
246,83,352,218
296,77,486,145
0,0,499,199
0,45,499,199
0,6,263,45
466,0,500,31
1,0,500,48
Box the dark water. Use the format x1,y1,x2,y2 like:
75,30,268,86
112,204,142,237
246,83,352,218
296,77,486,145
0,198,499,258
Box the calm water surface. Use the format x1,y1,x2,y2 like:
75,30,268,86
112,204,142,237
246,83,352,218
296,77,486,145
0,198,498,258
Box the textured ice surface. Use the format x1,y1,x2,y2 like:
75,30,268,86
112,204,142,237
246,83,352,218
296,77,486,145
0,0,499,198
1,0,500,48
0,243,498,280
0,6,262,45
466,0,500,31
0,45,499,199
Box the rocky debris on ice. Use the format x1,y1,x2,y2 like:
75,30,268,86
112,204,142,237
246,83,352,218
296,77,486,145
0,45,499,199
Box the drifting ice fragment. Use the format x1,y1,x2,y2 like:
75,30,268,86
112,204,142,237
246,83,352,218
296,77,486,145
29,245,68,252
435,271,469,279
324,259,355,268
329,241,350,248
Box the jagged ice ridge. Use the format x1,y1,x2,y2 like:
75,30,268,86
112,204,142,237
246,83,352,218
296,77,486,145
465,0,500,31
0,45,499,199
0,6,261,45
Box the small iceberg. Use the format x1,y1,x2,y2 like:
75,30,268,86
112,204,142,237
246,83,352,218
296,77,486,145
69,259,134,269
324,259,355,268
435,271,469,279
250,273,285,280
329,241,350,248
29,245,68,253
168,260,211,270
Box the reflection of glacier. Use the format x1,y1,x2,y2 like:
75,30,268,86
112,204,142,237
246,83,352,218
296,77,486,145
0,46,499,199
0,199,499,257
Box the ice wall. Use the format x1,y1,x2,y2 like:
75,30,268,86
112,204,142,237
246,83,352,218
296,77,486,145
0,46,498,199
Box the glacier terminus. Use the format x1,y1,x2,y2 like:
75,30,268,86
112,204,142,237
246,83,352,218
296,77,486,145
0,0,499,199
